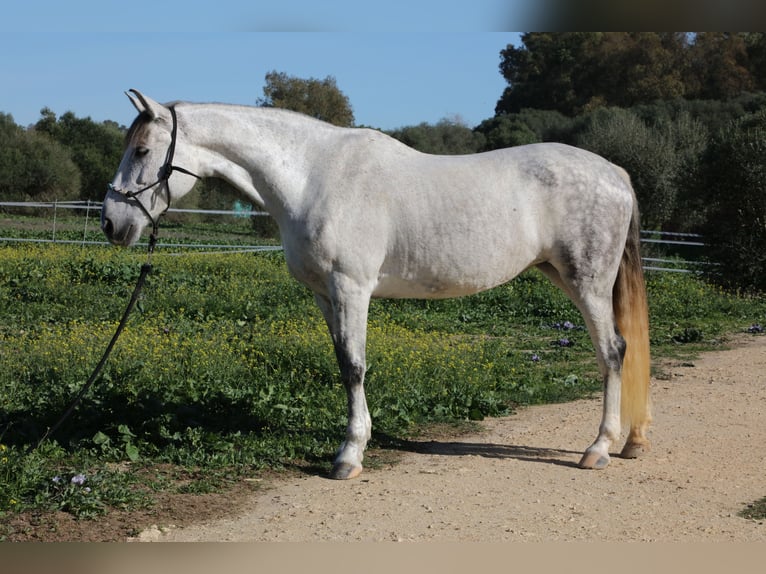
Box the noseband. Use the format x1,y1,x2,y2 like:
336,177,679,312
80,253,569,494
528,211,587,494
107,106,201,243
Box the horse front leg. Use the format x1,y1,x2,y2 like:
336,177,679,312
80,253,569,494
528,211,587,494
314,284,372,480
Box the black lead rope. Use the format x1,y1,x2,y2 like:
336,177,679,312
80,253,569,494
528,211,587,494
31,256,154,452
29,106,201,453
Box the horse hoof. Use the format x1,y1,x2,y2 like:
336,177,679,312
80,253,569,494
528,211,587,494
620,441,650,459
578,451,610,470
329,462,363,480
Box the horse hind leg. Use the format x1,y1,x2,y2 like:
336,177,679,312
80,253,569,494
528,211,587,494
578,316,626,470
537,263,626,470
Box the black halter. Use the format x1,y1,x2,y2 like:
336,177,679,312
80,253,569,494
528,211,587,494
108,106,202,245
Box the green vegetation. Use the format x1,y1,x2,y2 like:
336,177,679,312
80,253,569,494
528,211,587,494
495,33,766,116
701,109,766,291
1,241,765,523
740,496,766,521
257,70,355,127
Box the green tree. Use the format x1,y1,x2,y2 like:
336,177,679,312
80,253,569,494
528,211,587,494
0,112,19,139
701,110,766,290
685,33,754,100
496,32,598,116
655,112,710,231
743,32,766,90
386,118,485,155
34,109,124,201
474,115,537,150
598,33,688,106
257,71,355,127
0,114,81,201
575,107,707,230
475,109,577,150
513,108,579,142
631,94,766,135
494,33,766,116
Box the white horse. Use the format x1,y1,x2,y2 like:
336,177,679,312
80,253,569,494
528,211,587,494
102,90,651,479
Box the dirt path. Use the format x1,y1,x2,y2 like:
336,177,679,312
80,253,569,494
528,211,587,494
141,335,766,542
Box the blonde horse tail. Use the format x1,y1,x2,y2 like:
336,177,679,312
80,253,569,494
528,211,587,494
613,168,652,458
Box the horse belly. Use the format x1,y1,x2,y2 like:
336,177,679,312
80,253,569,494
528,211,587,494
372,240,539,299
372,274,505,299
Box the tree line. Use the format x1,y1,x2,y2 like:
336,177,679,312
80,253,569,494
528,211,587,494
496,32,766,115
2,33,766,289
0,110,123,203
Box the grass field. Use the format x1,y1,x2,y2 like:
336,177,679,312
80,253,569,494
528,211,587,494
2,214,765,522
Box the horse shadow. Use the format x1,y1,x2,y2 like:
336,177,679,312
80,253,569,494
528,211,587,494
371,433,583,470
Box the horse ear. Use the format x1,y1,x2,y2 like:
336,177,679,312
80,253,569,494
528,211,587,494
126,89,167,120
125,90,144,113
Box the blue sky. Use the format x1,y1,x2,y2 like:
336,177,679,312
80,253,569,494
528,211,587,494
1,2,527,130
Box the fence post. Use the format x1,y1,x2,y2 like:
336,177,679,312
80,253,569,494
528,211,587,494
52,200,58,243
82,200,91,246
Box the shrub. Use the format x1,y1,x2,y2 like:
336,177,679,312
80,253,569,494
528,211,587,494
576,107,708,230
386,119,485,155
474,115,538,150
701,109,766,291
0,122,81,202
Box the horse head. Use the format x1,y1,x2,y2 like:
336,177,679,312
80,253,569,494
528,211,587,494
101,89,200,246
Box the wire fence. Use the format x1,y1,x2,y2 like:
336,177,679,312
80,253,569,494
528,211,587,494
0,200,276,253
638,230,709,274
1,200,708,272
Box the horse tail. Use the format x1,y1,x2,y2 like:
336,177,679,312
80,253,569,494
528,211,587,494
613,168,652,452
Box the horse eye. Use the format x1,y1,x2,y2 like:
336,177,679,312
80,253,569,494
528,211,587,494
135,147,149,157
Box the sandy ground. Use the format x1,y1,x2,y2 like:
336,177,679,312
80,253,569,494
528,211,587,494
139,335,766,542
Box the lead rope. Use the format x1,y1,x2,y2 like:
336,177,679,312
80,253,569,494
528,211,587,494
29,238,157,453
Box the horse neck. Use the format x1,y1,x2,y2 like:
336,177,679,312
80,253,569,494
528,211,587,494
183,104,332,221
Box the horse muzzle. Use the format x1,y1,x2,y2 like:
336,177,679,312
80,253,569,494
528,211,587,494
101,191,146,247
101,215,138,247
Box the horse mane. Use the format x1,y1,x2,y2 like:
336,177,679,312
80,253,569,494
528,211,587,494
124,111,151,146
